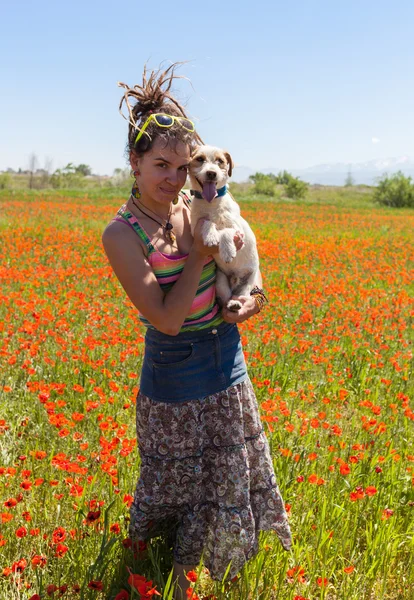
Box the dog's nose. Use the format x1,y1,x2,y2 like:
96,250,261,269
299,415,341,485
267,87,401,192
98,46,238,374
206,171,217,180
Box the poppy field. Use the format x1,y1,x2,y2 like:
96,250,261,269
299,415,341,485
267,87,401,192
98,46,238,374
0,191,413,599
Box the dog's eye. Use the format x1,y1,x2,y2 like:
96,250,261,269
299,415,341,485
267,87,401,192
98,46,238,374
196,156,205,163
217,158,224,166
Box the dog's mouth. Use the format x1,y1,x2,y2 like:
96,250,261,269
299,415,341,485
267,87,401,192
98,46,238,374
196,177,217,203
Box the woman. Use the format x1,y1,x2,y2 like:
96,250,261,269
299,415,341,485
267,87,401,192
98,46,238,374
102,63,292,599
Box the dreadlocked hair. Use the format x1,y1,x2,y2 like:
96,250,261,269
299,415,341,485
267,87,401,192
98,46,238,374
118,62,203,155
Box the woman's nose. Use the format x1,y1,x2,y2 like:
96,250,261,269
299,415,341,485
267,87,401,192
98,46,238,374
166,170,179,184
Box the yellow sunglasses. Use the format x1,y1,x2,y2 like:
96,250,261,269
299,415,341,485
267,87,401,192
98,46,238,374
134,113,195,145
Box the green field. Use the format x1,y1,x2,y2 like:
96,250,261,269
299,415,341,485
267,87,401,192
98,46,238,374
0,189,413,599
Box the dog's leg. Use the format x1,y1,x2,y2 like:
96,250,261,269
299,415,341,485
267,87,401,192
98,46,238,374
218,228,237,264
215,269,232,308
201,220,220,247
226,271,258,312
233,271,258,298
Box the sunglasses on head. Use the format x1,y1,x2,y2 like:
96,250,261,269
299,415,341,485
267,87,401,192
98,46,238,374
134,113,195,146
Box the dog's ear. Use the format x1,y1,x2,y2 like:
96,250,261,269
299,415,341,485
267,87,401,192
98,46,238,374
224,152,233,178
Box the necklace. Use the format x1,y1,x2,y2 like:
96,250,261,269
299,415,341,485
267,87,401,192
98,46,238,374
130,193,177,244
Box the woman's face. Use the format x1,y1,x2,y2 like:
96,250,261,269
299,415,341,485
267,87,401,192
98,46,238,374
131,137,191,206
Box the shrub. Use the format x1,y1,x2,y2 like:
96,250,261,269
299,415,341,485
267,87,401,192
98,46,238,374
0,172,12,189
373,171,414,207
274,170,293,185
249,172,277,196
254,178,277,196
284,176,308,199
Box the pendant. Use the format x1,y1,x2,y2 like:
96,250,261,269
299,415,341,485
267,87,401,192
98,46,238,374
165,222,175,244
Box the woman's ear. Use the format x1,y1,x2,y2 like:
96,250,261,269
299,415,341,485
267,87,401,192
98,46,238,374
130,150,140,173
224,152,233,178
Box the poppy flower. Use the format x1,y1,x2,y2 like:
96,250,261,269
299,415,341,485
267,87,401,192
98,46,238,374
88,580,104,590
84,510,101,524
52,527,66,543
114,591,129,600
4,498,17,508
31,555,47,568
185,570,198,583
47,584,58,596
12,558,27,573
54,543,69,557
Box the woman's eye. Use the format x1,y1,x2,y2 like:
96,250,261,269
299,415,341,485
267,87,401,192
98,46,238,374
157,163,167,168
179,166,188,172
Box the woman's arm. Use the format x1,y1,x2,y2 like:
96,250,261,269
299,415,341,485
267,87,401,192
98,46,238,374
102,219,215,336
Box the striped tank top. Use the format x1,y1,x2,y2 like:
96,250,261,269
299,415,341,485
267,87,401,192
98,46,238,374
112,190,224,332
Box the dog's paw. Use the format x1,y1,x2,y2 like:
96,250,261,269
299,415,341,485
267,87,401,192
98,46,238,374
219,244,237,263
226,299,242,312
204,231,220,247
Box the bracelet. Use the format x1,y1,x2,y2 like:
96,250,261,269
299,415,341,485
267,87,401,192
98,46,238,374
250,286,269,313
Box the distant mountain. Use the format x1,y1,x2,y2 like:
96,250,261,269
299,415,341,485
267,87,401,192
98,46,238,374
232,156,414,185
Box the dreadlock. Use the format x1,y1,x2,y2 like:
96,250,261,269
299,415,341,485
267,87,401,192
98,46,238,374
118,62,203,155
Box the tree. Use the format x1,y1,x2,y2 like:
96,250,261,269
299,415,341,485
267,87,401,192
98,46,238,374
50,163,86,189
75,164,92,176
28,152,38,189
284,176,308,200
0,172,12,189
274,170,293,185
345,170,355,187
373,171,414,207
249,172,277,196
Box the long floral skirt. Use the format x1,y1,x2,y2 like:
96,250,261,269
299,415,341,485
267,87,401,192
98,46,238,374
129,376,292,581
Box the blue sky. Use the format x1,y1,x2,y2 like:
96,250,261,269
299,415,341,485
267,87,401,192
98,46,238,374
2,0,414,175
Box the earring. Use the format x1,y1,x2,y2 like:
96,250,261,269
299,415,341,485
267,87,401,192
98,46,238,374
172,197,179,205
132,182,141,199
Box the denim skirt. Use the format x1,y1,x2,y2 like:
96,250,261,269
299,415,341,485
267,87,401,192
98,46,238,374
140,321,247,403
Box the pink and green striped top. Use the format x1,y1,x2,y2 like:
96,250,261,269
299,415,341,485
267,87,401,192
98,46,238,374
112,190,223,332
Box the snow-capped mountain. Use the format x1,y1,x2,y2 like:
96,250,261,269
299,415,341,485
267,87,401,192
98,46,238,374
232,157,414,185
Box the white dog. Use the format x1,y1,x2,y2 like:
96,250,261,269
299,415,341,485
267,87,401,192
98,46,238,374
188,145,260,312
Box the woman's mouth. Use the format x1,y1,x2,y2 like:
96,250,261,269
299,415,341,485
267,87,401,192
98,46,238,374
159,186,177,195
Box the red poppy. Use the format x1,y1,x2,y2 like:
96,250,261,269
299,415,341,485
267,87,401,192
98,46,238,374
4,498,17,508
31,555,47,568
88,581,104,590
114,591,129,600
52,527,66,543
54,543,69,557
16,526,27,538
47,584,58,596
85,510,101,524
185,570,198,583
12,558,27,573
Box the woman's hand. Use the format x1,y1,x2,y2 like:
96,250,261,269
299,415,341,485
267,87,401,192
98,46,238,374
221,295,260,323
191,219,219,256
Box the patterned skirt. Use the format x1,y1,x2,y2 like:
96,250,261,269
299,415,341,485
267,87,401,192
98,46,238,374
129,376,292,581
